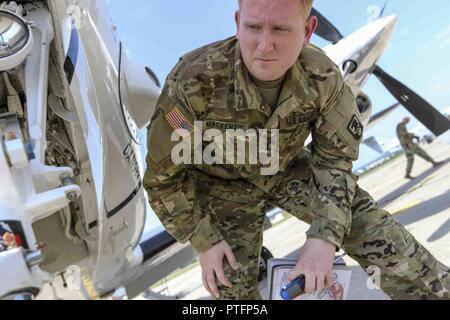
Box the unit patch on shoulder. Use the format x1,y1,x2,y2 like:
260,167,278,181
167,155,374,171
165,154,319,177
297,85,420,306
348,115,364,140
165,107,194,138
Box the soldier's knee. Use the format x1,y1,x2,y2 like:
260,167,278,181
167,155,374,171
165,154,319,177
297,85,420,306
344,208,394,246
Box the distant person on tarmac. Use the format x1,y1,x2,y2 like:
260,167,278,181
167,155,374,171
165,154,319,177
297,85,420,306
397,117,442,179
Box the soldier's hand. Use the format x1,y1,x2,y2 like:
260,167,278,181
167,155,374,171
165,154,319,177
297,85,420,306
198,240,240,299
287,239,336,294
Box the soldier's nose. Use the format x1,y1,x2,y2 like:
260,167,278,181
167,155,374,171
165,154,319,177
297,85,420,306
257,31,275,55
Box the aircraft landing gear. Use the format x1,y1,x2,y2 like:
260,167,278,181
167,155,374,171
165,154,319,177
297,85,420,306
258,246,274,282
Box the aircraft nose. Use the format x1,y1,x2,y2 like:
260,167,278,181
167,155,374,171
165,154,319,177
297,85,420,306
378,14,398,39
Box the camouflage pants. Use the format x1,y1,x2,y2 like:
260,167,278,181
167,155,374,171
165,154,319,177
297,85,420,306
197,194,267,300
404,144,435,176
200,160,449,300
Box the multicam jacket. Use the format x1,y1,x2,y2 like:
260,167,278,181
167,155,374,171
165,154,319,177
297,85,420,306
144,37,364,252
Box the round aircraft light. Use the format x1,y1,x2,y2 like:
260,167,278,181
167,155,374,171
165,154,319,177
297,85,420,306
0,10,33,71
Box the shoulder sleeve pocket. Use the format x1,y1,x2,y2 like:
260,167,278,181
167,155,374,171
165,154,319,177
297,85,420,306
315,84,363,159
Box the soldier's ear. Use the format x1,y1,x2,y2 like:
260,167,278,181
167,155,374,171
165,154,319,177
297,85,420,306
235,10,241,37
303,15,318,47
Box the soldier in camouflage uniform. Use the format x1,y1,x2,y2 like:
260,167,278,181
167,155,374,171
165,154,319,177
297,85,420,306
397,117,441,179
144,0,449,300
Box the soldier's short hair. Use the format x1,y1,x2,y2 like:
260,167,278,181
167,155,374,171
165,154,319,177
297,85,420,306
238,0,314,18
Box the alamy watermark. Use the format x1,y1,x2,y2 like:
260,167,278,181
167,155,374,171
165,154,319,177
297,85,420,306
170,121,280,176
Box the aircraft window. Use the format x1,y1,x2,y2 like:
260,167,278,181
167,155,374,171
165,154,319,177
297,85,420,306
145,66,161,88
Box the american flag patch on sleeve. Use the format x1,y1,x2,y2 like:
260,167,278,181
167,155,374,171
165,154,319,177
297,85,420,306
165,107,194,138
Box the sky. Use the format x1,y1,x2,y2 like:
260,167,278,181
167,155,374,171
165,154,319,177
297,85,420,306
104,0,450,234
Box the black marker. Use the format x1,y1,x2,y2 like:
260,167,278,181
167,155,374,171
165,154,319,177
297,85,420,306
280,275,305,300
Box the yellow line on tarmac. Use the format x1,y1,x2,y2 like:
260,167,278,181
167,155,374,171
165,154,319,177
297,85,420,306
80,268,100,300
391,200,422,216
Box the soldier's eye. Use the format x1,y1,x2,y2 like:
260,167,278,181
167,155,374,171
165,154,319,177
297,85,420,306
274,27,290,33
247,24,261,30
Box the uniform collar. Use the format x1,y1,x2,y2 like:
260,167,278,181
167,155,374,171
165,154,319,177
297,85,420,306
233,40,319,119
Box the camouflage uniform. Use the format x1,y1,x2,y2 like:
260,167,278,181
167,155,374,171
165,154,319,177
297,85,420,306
396,122,436,177
144,37,449,300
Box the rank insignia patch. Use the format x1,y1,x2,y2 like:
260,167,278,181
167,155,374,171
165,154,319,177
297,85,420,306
348,115,364,140
165,107,193,138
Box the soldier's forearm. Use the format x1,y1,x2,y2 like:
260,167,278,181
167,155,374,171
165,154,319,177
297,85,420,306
305,162,356,249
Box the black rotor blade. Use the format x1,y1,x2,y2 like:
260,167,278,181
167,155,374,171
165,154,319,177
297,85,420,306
367,103,401,129
379,1,388,18
373,65,450,136
310,8,344,44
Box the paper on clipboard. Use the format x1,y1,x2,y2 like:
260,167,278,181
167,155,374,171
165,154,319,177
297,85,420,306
267,258,352,300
